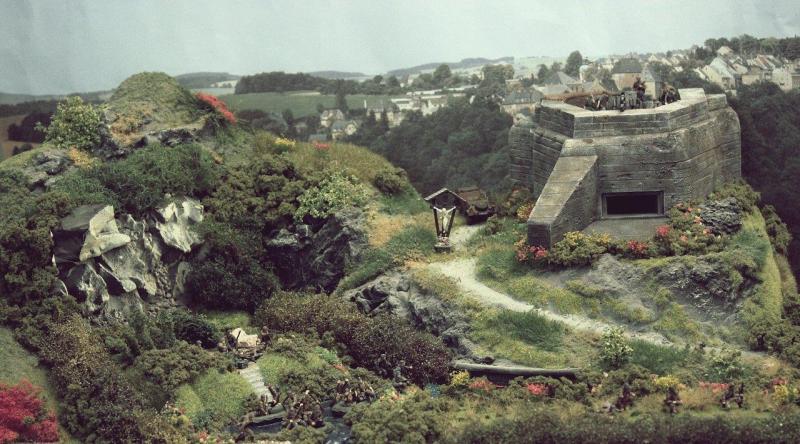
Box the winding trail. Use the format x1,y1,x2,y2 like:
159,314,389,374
435,226,672,345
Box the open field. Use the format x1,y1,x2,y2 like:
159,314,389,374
0,114,41,161
220,91,399,117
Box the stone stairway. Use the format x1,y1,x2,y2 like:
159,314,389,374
239,362,271,402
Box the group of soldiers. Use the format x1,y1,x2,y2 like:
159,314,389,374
282,390,325,430
335,378,377,404
218,326,271,367
584,77,679,113
375,353,413,391
606,381,745,415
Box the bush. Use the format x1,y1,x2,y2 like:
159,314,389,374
652,203,723,256
708,180,760,213
133,342,227,404
254,292,451,384
346,391,446,444
599,327,632,369
372,167,409,195
295,171,370,222
52,143,219,215
549,232,616,267
204,154,311,233
39,316,167,441
168,310,220,348
0,380,59,443
763,205,792,254
40,96,101,151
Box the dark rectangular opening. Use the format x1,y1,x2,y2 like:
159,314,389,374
604,192,663,216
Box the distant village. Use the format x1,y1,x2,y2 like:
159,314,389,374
290,43,800,142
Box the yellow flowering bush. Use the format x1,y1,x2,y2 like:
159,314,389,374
449,370,470,388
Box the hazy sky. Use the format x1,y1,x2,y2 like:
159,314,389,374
1,0,798,94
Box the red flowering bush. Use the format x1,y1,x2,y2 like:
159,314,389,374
468,378,498,392
526,383,549,396
313,141,330,150
514,239,549,267
196,92,236,124
625,240,652,258
651,202,722,256
0,380,59,443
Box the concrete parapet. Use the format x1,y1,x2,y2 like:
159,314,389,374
510,89,741,247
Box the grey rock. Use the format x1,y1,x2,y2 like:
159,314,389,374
100,215,163,298
20,149,74,188
699,197,743,235
344,271,473,358
155,199,203,253
266,208,368,292
65,262,110,315
55,205,131,263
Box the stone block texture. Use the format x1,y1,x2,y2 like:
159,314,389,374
510,89,741,247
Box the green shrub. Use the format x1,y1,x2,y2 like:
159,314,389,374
708,180,760,213
204,154,311,232
547,232,615,267
762,204,792,254
40,96,101,151
347,390,446,443
186,224,277,312
52,143,219,215
599,327,632,369
174,369,253,430
133,341,227,405
372,166,409,195
39,315,171,441
628,340,690,374
168,310,220,348
254,292,451,384
294,171,370,222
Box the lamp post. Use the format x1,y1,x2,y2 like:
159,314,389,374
424,188,466,253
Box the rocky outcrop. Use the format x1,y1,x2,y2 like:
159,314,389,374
53,199,203,319
343,271,491,362
266,208,369,292
155,200,203,253
699,197,743,235
20,149,74,189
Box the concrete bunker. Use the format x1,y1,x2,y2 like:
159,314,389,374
508,88,742,247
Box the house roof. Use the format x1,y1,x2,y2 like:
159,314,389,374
543,71,578,86
611,58,643,74
537,84,571,95
423,188,467,206
331,120,357,130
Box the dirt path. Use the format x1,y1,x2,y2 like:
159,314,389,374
239,362,272,402
429,257,672,345
448,224,483,251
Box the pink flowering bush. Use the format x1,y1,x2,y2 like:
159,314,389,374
0,380,59,443
624,240,653,258
697,381,730,394
651,202,722,256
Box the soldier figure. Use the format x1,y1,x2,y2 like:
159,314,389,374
618,91,627,112
615,382,634,411
310,401,325,427
260,325,270,345
235,412,255,442
376,353,392,378
632,77,646,108
734,383,745,408
393,360,410,391
720,384,735,409
596,93,609,110
664,386,682,414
